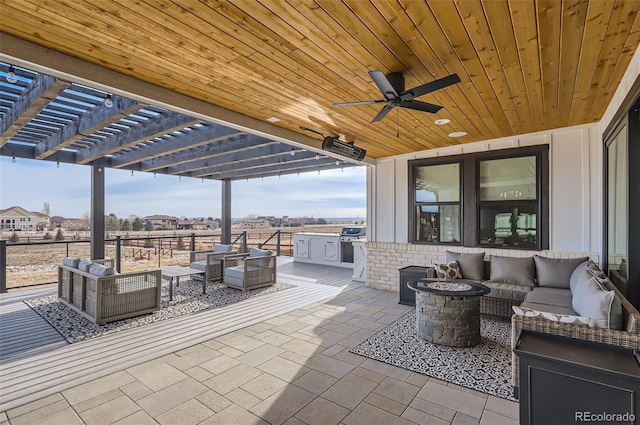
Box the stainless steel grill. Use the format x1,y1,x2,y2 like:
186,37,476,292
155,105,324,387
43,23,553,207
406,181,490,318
339,226,366,241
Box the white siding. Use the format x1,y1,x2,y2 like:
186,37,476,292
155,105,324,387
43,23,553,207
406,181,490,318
369,123,602,253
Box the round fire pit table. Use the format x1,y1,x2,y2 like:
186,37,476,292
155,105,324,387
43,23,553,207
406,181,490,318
408,279,490,347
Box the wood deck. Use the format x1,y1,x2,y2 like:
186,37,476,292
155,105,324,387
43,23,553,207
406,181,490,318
0,260,356,412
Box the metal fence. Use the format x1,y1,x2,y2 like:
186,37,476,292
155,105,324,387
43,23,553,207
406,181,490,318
0,231,294,291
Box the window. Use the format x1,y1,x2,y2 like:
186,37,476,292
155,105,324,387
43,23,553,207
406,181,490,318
409,145,549,250
478,156,538,248
413,162,461,243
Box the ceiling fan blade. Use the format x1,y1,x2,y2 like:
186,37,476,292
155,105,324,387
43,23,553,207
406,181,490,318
399,100,443,113
332,100,385,107
401,74,461,100
371,104,395,122
369,70,400,100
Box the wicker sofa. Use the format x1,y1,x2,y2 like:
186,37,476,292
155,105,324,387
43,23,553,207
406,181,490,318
58,257,162,325
430,251,640,395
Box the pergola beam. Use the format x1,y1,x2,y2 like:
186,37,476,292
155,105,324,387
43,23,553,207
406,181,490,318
74,113,201,164
209,156,343,180
109,124,245,168
172,143,308,176
137,135,277,172
0,75,69,147
34,94,139,159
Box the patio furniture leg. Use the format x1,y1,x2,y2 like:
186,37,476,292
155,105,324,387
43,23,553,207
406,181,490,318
169,277,174,301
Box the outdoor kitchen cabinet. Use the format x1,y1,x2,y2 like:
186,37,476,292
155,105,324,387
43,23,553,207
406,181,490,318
294,233,344,267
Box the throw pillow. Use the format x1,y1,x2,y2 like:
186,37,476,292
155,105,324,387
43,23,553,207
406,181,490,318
489,256,535,286
78,259,93,272
572,276,620,329
250,247,272,257
88,263,117,277
62,257,81,268
534,256,589,289
512,306,590,326
569,261,604,294
587,274,624,331
445,251,485,280
436,261,462,279
213,244,234,253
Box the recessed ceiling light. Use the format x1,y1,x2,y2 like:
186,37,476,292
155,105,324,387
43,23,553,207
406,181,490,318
435,118,450,125
448,131,467,138
266,117,280,123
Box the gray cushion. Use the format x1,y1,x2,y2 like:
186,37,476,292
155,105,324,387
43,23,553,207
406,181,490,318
483,281,532,301
250,247,272,257
534,256,589,288
78,260,93,272
88,263,117,277
224,265,245,287
525,287,573,309
572,276,621,329
62,257,81,268
445,251,485,281
520,301,577,316
569,261,591,294
588,275,624,331
213,244,234,253
489,256,535,287
190,261,207,272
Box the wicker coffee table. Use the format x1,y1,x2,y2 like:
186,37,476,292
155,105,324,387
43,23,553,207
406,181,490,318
161,266,205,301
408,279,490,347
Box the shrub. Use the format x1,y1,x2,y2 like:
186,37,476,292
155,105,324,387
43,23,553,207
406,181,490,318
176,237,185,250
123,232,131,246
55,229,65,241
9,231,19,243
143,238,154,248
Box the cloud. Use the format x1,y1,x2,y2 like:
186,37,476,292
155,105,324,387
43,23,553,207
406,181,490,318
1,157,367,219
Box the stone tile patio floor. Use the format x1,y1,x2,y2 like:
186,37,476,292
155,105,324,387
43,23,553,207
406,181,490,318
0,285,518,425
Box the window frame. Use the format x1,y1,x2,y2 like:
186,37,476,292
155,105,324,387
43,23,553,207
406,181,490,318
408,145,549,250
409,159,463,244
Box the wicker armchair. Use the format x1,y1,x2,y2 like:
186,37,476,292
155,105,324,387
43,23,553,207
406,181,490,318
189,245,237,282
223,250,277,291
58,259,162,325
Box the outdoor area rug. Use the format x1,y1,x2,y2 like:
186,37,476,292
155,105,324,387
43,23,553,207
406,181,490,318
25,279,294,344
350,310,516,401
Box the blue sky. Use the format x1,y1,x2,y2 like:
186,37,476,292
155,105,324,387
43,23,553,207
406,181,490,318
0,157,367,220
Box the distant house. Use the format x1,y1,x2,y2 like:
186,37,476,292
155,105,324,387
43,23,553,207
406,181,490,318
177,218,218,231
0,206,50,231
196,219,218,230
237,218,271,230
50,215,89,230
143,215,178,230
177,219,194,230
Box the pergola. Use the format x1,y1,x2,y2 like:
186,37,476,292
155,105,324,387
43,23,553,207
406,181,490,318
1,1,640,259
0,63,367,258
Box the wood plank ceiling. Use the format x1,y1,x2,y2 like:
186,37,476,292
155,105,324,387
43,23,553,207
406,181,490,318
1,0,640,173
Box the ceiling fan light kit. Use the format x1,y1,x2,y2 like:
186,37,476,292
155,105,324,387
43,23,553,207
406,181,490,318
333,71,461,123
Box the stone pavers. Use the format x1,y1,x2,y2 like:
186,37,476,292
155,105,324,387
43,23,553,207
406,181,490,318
2,283,518,425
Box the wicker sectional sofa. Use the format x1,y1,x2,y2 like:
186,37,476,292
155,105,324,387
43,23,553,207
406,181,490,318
430,251,640,393
58,257,162,324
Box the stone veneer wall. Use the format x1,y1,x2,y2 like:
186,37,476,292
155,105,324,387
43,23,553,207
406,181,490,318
365,242,599,292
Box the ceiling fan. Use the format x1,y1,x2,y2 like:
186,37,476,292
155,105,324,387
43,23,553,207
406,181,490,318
332,71,461,123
